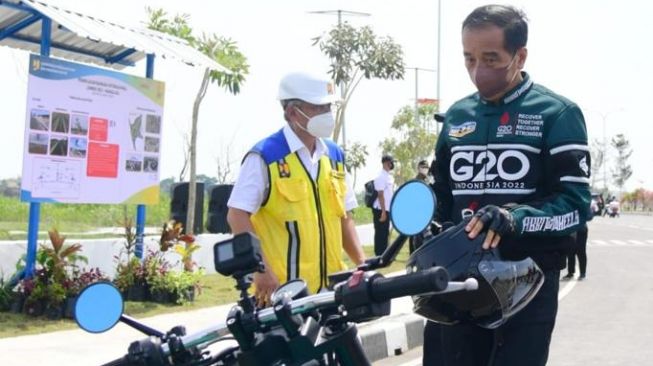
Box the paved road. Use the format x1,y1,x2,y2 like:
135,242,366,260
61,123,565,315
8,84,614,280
375,214,653,365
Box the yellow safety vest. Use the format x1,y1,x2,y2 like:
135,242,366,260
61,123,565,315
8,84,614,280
250,129,347,294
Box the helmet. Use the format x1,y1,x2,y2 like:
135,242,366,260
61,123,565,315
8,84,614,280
407,220,544,329
277,72,336,105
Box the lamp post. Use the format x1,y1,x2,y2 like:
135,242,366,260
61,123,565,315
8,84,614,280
436,0,442,134
585,108,624,192
309,9,371,152
406,67,436,130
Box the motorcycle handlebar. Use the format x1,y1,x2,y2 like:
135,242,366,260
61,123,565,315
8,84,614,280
153,268,470,364
369,267,448,302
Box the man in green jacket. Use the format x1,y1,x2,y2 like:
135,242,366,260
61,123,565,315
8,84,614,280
424,5,591,366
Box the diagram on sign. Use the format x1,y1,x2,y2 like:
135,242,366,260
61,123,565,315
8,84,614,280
128,113,143,150
31,158,81,198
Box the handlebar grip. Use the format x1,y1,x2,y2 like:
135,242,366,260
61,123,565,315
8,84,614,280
101,355,130,366
370,267,448,302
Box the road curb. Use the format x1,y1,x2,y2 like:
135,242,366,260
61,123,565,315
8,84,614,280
358,313,425,362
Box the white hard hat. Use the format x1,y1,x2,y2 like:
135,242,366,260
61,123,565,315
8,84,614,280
277,72,336,105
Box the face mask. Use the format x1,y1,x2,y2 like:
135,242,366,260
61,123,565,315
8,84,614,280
294,107,336,138
471,55,519,99
419,167,429,175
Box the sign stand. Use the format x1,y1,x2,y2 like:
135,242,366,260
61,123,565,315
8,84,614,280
135,54,156,259
23,17,157,278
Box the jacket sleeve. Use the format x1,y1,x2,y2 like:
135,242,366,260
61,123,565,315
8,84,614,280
508,104,592,237
431,125,454,223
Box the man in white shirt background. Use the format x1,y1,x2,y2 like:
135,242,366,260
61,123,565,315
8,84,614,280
372,154,396,256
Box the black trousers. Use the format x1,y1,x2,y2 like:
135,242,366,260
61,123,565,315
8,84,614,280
423,270,560,366
567,225,588,275
372,208,390,256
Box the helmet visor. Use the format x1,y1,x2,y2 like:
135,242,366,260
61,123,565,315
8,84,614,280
476,256,544,329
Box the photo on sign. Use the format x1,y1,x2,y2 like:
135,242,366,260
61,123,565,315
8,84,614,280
144,136,160,153
51,112,70,133
28,133,49,154
128,113,144,150
69,137,88,158
49,136,68,156
30,109,50,131
125,154,142,172
143,156,158,172
71,114,89,135
145,114,161,134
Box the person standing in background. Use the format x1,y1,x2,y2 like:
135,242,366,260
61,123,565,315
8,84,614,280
372,154,395,256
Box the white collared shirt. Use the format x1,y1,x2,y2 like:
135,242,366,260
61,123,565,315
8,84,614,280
228,124,357,214
373,169,395,211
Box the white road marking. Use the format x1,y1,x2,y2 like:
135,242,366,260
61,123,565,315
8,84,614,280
611,240,628,246
558,278,578,301
628,240,645,246
592,240,608,246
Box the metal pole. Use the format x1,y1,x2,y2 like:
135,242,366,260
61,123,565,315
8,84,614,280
594,108,623,192
134,54,155,259
337,10,347,151
414,68,419,128
25,17,52,278
602,114,607,192
436,0,442,135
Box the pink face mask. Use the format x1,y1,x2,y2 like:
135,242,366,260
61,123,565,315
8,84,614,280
471,56,518,99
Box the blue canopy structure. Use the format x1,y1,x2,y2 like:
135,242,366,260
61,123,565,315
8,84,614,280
0,0,230,279
0,0,230,71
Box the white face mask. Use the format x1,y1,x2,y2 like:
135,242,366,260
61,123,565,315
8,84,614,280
294,107,336,138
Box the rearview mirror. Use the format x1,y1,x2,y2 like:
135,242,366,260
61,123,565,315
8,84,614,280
389,180,437,236
74,282,123,333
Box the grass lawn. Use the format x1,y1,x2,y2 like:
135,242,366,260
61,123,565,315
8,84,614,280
0,244,411,339
0,200,372,240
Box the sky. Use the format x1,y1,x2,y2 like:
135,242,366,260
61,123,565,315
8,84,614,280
1,0,651,193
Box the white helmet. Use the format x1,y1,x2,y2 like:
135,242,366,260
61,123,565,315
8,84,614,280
277,72,336,105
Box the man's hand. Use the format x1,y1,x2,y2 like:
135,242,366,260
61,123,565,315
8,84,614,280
253,270,280,308
465,205,516,250
380,211,388,222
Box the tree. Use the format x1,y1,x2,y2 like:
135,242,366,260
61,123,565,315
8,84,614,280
159,176,176,197
147,9,249,234
343,141,368,188
214,138,237,184
610,133,633,192
313,23,404,144
621,188,653,211
195,174,218,194
380,104,439,185
0,177,20,197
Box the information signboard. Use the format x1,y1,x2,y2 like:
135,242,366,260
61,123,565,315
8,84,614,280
20,55,165,204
